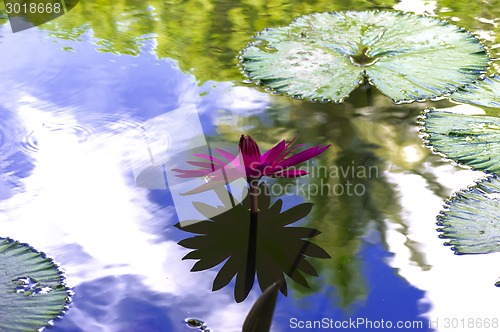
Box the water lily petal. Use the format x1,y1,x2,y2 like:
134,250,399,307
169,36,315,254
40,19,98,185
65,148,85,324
186,161,222,170
261,140,286,164
239,135,262,167
215,148,241,166
192,153,228,166
273,138,304,165
277,145,330,169
180,168,246,195
274,145,305,164
272,169,309,178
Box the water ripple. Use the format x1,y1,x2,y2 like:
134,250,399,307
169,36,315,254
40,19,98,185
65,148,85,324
17,112,142,156
18,121,93,155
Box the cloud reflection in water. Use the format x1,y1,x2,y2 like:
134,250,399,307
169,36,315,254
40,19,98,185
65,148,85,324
0,27,270,332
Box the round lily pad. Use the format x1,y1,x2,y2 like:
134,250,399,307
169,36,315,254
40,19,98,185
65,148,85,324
451,74,500,108
240,11,489,103
0,237,71,331
420,109,500,174
437,175,500,254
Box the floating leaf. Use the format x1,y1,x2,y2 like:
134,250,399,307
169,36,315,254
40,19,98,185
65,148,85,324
451,74,500,108
175,184,330,302
421,109,500,174
437,176,500,254
0,237,71,331
240,11,488,103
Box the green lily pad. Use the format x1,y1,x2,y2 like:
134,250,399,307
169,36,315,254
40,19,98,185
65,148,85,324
240,10,489,103
451,75,500,108
0,237,71,331
437,176,500,254
421,109,500,174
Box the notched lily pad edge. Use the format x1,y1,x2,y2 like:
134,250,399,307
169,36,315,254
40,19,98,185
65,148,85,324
449,73,500,108
238,9,491,105
435,174,499,255
417,108,499,174
0,237,74,331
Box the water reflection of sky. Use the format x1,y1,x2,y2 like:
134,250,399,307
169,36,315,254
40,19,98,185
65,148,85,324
0,26,267,331
1,12,496,331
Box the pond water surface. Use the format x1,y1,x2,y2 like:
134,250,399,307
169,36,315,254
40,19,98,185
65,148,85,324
1,1,500,331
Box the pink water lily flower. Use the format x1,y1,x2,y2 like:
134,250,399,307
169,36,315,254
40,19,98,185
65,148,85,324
172,135,330,193
238,135,330,180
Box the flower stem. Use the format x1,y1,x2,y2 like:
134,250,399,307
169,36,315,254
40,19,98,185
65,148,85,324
250,179,259,213
245,179,259,294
